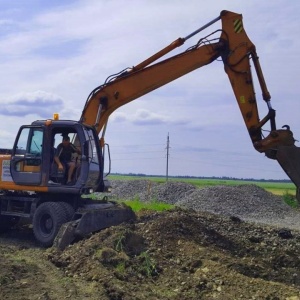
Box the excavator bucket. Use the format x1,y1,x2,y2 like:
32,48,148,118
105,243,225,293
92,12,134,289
276,146,300,202
53,200,136,251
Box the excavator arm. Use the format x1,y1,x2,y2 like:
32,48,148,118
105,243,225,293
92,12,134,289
80,41,222,138
80,10,300,199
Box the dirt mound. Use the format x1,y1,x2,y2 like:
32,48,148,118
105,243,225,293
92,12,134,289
1,182,300,299
47,209,300,299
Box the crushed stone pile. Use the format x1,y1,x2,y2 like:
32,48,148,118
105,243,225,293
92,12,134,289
110,180,195,203
109,180,159,201
110,180,300,230
151,181,196,204
176,184,300,229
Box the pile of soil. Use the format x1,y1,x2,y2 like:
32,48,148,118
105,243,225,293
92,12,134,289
1,182,300,299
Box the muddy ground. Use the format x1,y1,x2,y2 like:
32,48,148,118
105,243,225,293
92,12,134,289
1,207,300,299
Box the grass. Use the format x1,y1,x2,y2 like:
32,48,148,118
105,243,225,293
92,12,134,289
282,191,298,208
115,231,126,252
138,251,158,277
122,196,174,212
116,262,126,274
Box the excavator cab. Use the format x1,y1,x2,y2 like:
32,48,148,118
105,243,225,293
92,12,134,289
9,119,108,194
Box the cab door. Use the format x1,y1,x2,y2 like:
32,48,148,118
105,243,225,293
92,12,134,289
10,126,44,185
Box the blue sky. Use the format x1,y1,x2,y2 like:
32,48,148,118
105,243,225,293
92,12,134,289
0,0,299,180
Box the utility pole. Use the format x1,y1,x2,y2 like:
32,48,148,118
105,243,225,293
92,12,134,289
166,133,170,181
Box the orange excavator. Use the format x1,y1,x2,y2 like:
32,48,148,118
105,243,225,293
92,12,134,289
0,10,299,249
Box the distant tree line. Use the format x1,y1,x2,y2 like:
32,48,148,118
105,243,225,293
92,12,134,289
110,173,292,183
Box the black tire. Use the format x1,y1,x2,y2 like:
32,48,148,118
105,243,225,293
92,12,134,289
33,202,68,247
58,202,75,221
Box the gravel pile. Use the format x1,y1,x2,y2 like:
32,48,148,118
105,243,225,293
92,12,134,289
110,180,195,203
150,181,196,204
110,179,300,230
110,180,159,201
176,184,300,229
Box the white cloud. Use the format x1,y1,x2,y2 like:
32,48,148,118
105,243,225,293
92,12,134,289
0,90,64,118
112,109,188,126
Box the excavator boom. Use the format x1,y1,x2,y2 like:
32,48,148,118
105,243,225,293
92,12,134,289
80,10,300,199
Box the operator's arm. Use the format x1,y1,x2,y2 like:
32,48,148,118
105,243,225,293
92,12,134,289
70,143,81,155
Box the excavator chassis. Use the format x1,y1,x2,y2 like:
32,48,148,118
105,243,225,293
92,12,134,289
54,199,136,251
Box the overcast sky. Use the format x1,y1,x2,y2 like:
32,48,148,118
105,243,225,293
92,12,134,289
0,0,299,180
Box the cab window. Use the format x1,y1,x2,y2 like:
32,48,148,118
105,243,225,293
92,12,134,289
16,128,43,156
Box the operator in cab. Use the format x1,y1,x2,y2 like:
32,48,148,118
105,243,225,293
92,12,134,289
54,135,81,185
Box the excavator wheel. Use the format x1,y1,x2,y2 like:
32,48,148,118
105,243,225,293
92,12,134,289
58,202,75,221
33,202,68,247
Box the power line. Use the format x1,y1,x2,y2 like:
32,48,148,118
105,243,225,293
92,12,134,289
108,139,283,175
109,143,165,148
112,149,165,155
